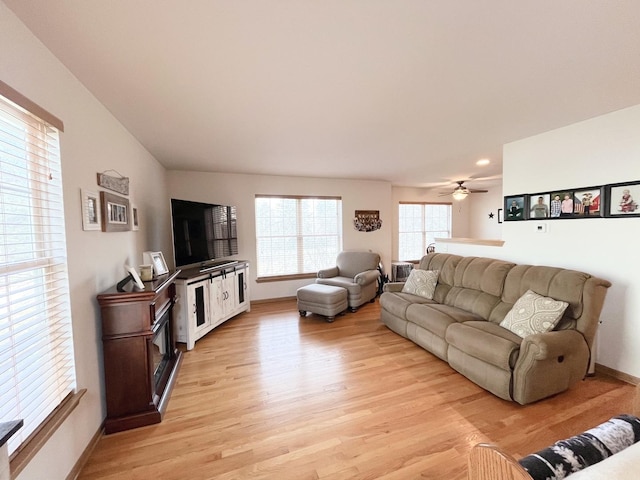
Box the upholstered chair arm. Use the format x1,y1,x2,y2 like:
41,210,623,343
354,269,380,286
512,329,590,404
383,282,405,293
317,266,339,278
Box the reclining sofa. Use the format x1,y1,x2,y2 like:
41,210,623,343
380,253,611,404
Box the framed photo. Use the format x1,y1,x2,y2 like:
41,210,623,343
124,264,145,290
497,208,503,224
573,186,604,218
131,205,140,231
549,190,575,218
100,191,130,232
528,193,551,219
605,181,640,217
143,251,169,276
504,195,527,221
81,189,101,231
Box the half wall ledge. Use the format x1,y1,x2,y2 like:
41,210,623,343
435,237,505,247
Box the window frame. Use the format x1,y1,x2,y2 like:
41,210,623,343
398,201,452,262
0,81,83,477
255,194,343,281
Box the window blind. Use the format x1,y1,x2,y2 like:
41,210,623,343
398,202,451,261
0,94,75,456
255,195,342,278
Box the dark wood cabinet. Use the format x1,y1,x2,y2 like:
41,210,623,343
97,271,183,434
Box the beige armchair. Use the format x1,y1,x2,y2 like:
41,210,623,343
316,251,380,311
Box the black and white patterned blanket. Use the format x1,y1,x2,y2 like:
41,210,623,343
518,414,640,480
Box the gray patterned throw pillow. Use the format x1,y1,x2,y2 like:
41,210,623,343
500,289,568,338
401,269,439,299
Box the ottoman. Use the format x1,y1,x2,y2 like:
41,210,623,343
297,284,348,322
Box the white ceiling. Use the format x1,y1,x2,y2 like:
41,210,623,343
6,1,640,190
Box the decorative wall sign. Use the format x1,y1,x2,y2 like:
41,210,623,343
354,210,382,232
97,170,129,195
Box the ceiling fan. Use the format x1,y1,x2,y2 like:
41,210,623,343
439,180,488,201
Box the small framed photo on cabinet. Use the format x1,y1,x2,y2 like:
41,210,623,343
143,251,169,276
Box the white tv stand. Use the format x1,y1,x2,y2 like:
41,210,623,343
174,260,250,350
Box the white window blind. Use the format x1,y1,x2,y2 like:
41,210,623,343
255,195,342,277
398,203,451,261
0,93,75,456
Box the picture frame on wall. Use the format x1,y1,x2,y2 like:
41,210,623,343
504,195,527,221
131,205,140,231
604,180,640,217
528,192,551,219
100,191,130,232
573,186,604,218
81,189,101,231
549,190,575,218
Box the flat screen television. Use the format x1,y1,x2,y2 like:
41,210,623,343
170,198,238,268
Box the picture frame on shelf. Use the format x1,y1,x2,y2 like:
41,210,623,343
573,186,604,218
528,193,551,219
81,189,101,231
604,180,640,217
549,190,575,218
143,251,169,276
100,191,130,232
504,195,527,221
124,264,145,290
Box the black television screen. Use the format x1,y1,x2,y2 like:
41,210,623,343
170,198,238,268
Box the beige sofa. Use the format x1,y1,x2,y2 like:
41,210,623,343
380,253,611,404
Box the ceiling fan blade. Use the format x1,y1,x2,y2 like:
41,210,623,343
468,188,489,193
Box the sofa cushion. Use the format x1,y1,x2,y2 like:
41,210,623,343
406,303,482,338
446,321,521,370
379,291,434,319
500,289,568,338
402,269,439,299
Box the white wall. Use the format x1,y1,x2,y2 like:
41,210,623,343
445,104,640,379
468,187,503,240
1,2,173,478
167,171,392,300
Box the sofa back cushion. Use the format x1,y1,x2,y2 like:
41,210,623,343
336,251,380,279
443,256,516,320
418,253,462,304
491,265,590,328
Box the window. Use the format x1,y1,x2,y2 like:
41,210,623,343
0,89,76,456
398,202,452,261
255,195,342,279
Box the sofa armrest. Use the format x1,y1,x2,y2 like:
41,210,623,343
512,330,590,404
520,330,587,360
354,269,380,286
383,282,405,293
317,266,339,278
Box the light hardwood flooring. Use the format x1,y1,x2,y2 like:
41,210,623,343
79,299,635,479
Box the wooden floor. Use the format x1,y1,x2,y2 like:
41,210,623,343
79,299,635,480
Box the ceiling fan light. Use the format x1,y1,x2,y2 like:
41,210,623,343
452,189,468,201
